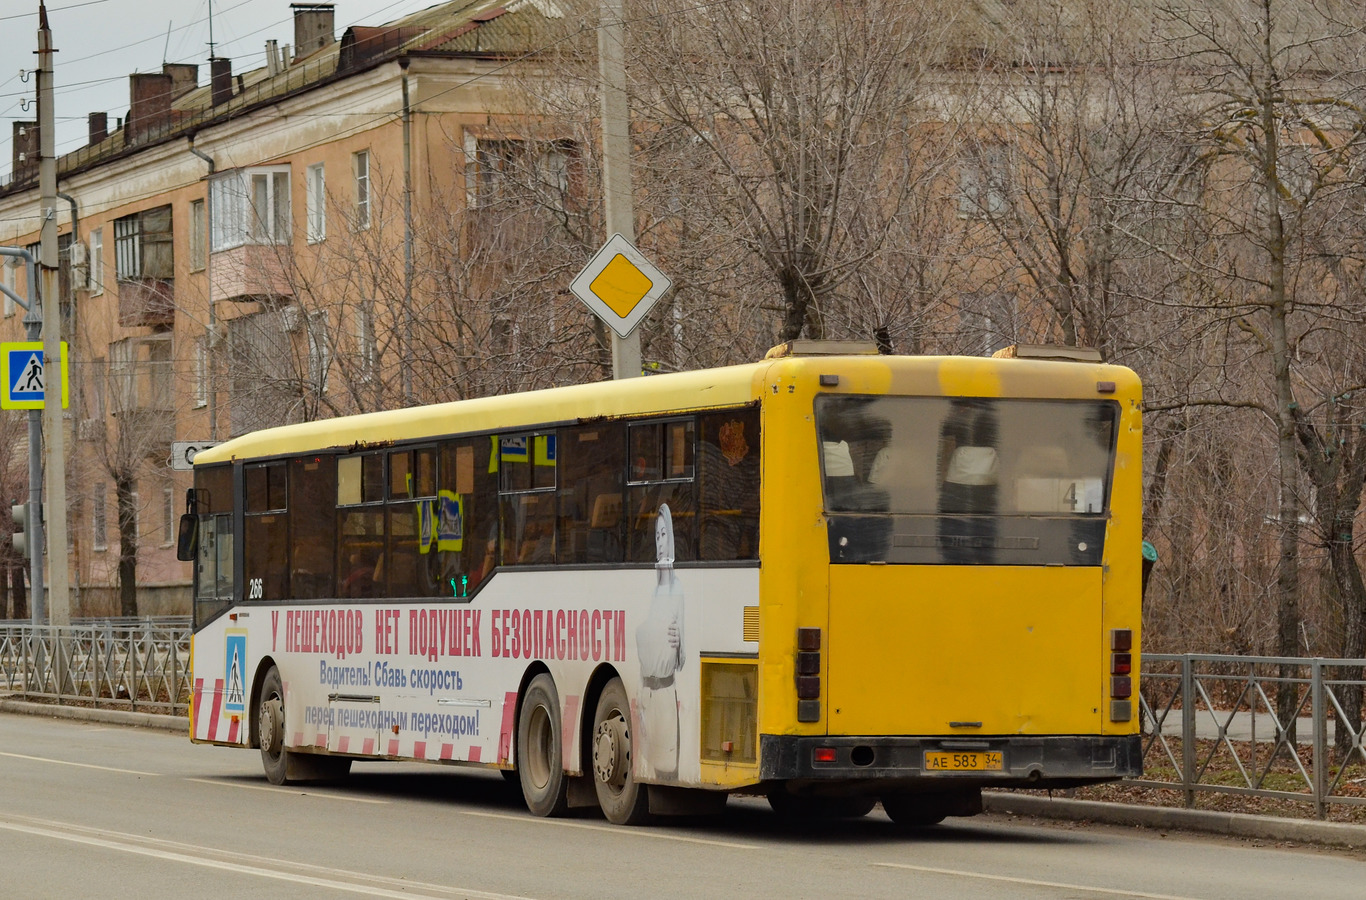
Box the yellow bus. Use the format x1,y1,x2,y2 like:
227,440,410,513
184,342,1142,825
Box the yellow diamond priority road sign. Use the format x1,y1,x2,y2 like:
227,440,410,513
569,233,672,339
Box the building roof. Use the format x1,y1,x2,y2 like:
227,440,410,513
1,0,564,195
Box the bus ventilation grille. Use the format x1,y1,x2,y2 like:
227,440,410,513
743,606,759,643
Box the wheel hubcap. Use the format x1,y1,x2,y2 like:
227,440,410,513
261,696,283,755
593,713,628,787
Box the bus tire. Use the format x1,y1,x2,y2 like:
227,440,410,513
768,792,876,819
879,797,956,830
516,674,570,817
591,678,651,826
258,666,291,785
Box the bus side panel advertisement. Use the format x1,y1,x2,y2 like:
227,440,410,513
190,564,759,789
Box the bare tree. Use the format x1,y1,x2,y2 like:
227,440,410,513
1155,0,1366,732
628,0,959,343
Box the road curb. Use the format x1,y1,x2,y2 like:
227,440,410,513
984,791,1366,850
0,697,185,734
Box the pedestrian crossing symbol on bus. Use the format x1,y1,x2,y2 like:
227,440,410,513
1,341,69,409
224,631,247,715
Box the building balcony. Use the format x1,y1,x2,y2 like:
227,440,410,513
117,278,175,328
113,407,175,455
210,243,295,303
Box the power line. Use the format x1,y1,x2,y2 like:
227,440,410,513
0,0,738,201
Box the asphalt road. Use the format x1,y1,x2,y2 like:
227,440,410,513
1,713,1361,899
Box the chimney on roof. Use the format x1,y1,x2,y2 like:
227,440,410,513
88,112,108,146
128,72,174,144
163,63,199,99
292,3,336,61
12,121,38,180
210,57,233,106
266,39,281,77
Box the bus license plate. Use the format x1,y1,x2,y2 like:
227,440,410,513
924,751,1004,772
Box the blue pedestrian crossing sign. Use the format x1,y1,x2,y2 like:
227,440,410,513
1,342,68,410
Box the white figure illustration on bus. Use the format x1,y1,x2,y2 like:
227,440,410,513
636,503,685,780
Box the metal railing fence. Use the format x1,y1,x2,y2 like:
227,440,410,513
1,623,1363,818
1138,653,1366,818
0,621,191,716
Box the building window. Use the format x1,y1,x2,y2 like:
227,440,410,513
2,258,14,317
466,136,571,208
210,167,291,251
306,163,326,243
353,151,370,229
195,336,208,408
958,146,1009,219
89,227,104,294
163,486,175,545
109,335,173,413
355,306,376,381
189,199,206,271
93,487,107,551
114,206,174,280
307,311,330,394
130,485,141,544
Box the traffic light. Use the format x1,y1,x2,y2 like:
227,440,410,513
11,502,31,559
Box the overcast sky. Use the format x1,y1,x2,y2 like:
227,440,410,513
0,0,441,180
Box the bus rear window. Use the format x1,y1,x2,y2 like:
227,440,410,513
815,396,1118,565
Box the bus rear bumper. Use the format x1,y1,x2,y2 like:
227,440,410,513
758,734,1141,789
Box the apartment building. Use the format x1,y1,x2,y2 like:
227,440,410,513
0,1,566,615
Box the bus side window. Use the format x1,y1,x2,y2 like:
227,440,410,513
557,424,625,564
243,461,288,602
498,433,557,566
289,456,336,599
627,419,696,563
437,437,498,596
699,409,759,560
337,453,384,599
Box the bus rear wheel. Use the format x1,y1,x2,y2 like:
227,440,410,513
882,788,980,827
517,674,570,817
591,678,651,825
258,666,290,785
767,791,876,819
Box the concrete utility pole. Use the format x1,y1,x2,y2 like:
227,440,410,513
37,4,70,625
598,0,642,380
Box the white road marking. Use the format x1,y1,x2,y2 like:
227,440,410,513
0,813,532,900
460,809,762,850
183,777,389,803
874,862,1208,900
0,750,160,777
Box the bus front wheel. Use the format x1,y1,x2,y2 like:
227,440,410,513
516,674,570,817
258,666,290,785
591,678,651,825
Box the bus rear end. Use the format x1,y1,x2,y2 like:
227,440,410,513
756,352,1142,824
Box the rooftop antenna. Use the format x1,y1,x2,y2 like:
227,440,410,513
162,20,172,66
207,0,216,59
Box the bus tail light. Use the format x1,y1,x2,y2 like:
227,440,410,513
813,747,837,764
1110,629,1133,721
796,627,821,723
